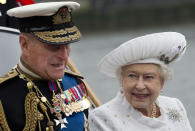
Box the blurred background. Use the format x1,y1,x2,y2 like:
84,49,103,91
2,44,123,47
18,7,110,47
34,0,195,32
68,0,195,129
1,0,195,129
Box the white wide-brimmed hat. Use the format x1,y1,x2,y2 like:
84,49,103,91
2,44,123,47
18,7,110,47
98,32,187,77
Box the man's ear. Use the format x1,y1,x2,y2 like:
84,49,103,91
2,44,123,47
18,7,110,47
19,34,30,56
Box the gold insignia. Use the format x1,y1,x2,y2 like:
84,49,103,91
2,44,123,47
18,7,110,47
52,7,71,25
0,69,18,84
33,26,81,43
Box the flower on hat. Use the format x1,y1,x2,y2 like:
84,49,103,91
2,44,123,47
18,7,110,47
98,32,187,77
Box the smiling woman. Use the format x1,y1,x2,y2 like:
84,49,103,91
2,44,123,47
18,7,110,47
88,32,193,131
121,63,163,117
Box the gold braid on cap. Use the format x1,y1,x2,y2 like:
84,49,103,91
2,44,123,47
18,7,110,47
33,26,81,43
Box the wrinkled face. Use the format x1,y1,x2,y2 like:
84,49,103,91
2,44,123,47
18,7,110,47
121,63,164,110
20,34,70,81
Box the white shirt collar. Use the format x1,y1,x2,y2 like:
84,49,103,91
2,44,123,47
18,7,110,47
19,59,41,79
118,92,165,127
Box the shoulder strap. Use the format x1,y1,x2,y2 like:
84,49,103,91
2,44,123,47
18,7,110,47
0,68,18,84
64,70,84,79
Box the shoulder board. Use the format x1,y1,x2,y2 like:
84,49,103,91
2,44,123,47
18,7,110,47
64,70,84,79
0,69,18,84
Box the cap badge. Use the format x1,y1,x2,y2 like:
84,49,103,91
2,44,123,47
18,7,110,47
53,7,71,25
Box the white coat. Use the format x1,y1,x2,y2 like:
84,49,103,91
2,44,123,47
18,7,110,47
89,92,192,131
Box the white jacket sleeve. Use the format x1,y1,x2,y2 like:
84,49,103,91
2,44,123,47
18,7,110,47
88,109,113,131
174,98,193,131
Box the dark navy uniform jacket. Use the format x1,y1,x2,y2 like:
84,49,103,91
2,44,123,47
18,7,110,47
0,68,89,131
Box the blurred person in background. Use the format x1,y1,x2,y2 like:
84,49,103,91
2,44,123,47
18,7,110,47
0,0,34,28
89,32,192,131
0,1,91,131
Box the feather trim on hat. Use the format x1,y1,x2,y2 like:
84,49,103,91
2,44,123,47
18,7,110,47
98,32,186,77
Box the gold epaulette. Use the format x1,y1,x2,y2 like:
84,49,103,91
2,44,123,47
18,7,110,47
64,70,84,79
0,69,18,84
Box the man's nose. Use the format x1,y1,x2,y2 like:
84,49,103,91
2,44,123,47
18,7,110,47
57,45,70,59
135,77,146,90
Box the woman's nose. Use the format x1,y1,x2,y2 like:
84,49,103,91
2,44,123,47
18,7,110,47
135,77,146,90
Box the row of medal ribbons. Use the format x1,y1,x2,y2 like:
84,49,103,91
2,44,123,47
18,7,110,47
49,81,91,116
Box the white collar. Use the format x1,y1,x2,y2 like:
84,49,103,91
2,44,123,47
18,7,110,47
19,59,41,79
118,92,165,128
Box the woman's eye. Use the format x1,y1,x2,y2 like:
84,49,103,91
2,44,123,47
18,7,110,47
145,75,154,79
128,74,136,78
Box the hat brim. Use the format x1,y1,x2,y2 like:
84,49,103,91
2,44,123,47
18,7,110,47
98,32,186,78
31,26,81,45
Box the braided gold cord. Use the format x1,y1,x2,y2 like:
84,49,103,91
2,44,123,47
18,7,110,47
23,92,31,130
39,103,54,131
38,121,41,131
17,68,54,131
18,71,53,131
0,100,11,131
30,97,40,130
39,103,50,121
23,92,42,131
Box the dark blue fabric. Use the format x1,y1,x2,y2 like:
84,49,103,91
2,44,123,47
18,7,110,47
61,74,84,131
61,112,84,131
62,74,77,90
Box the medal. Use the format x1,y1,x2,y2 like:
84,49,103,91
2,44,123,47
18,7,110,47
61,94,66,99
41,97,47,103
48,80,91,128
70,102,83,112
54,118,68,129
80,97,91,109
50,92,68,129
61,103,72,116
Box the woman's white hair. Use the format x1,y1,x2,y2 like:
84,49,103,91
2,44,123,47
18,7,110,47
116,64,173,86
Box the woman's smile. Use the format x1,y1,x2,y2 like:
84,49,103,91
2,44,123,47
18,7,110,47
132,93,150,100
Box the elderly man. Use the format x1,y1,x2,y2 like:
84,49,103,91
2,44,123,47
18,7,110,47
0,2,91,131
